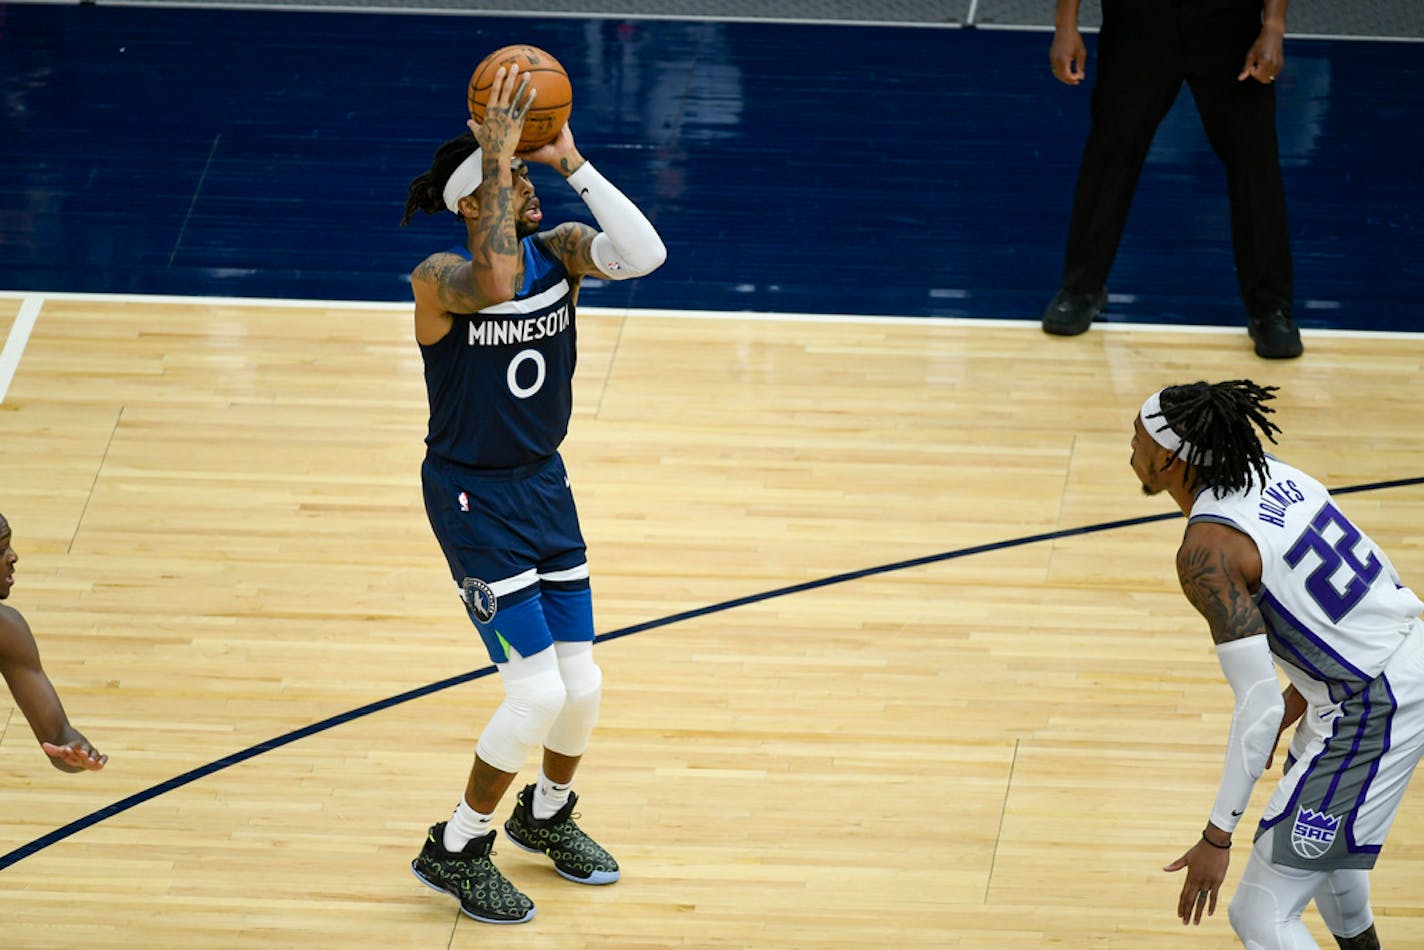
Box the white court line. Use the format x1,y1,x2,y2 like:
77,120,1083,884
0,296,42,405
1,289,1421,342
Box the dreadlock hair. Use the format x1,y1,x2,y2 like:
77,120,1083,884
1154,379,1282,496
400,133,480,227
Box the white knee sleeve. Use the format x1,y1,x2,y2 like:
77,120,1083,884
475,646,567,773
543,641,603,757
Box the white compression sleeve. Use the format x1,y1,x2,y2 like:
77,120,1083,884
566,161,667,279
1211,636,1286,833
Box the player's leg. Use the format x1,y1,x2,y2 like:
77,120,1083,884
1312,868,1379,949
1229,835,1325,948
502,456,619,883
411,458,567,923
502,587,616,884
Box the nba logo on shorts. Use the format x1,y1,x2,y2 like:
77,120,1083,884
460,577,498,623
458,491,470,512
1290,808,1341,859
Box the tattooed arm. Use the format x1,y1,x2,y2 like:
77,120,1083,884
411,65,534,346
1175,522,1268,645
522,125,665,280
1163,520,1282,925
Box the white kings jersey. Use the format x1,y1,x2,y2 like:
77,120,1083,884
1190,456,1424,706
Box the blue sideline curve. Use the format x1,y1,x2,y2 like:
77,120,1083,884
2,475,1420,872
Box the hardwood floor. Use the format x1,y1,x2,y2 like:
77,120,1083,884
1,295,1421,947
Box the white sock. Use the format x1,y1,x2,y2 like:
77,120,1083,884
443,798,493,852
533,769,572,820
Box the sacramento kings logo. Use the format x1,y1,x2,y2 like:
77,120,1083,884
460,577,498,623
1290,807,1341,859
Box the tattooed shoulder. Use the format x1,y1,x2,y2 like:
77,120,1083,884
1175,534,1268,644
413,253,477,312
413,253,464,288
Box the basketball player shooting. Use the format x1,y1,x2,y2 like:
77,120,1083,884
398,63,666,924
1132,380,1424,949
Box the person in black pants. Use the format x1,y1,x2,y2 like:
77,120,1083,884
1042,0,1301,359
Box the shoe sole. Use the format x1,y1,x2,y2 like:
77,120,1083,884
1042,321,1094,337
503,823,621,885
410,862,537,924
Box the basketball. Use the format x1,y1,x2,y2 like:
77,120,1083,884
467,44,572,151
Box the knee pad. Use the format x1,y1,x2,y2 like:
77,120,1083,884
475,648,567,772
543,641,603,757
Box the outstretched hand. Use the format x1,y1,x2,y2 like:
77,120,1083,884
43,738,107,771
1164,836,1230,926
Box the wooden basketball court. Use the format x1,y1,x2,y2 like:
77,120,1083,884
2,293,1422,947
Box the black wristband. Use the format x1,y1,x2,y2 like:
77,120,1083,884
1200,830,1232,850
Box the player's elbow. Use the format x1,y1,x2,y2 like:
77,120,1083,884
471,271,517,305
615,239,668,281
624,240,666,279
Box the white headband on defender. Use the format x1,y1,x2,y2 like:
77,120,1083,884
1140,389,1213,465
442,149,483,214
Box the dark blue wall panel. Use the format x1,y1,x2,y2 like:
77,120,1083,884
1,5,1420,330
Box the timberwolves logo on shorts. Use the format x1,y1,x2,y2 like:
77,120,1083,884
460,577,498,623
1290,807,1341,859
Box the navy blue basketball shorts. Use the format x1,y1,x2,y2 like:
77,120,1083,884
422,451,595,663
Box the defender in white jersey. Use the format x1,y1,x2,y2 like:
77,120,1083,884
1131,380,1424,950
396,65,665,925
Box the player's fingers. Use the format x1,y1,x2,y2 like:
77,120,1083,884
512,76,535,119
500,64,521,106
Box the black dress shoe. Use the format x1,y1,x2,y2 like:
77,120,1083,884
1249,308,1303,359
1041,287,1107,336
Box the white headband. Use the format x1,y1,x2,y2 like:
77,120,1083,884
1140,389,1213,466
442,148,484,214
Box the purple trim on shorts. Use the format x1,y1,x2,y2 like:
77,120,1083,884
1346,676,1396,854
1259,719,1339,833
1323,686,1371,812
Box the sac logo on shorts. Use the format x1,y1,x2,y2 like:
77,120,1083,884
1290,807,1341,859
460,577,498,623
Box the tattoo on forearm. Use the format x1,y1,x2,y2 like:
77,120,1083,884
1178,545,1269,644
545,223,597,275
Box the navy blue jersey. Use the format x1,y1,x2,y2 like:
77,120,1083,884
421,235,577,470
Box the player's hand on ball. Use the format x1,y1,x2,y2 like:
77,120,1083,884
468,65,534,158
518,123,575,164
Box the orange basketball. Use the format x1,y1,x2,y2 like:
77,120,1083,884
466,44,573,151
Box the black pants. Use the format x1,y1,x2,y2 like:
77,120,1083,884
1060,0,1293,319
